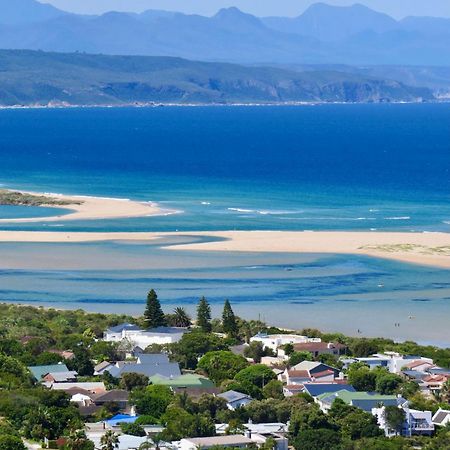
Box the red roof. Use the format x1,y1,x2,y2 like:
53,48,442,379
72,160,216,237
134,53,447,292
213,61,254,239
293,342,346,352
312,370,335,379
288,370,310,378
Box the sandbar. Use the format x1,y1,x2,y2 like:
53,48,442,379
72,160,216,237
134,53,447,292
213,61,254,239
0,190,173,222
0,230,449,269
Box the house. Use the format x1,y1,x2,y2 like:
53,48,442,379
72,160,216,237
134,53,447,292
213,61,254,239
260,356,286,367
283,385,305,397
94,361,115,376
292,341,347,358
373,405,434,437
104,323,187,349
342,353,434,374
67,387,95,405
284,361,340,384
46,381,107,394
179,435,254,450
92,390,130,411
250,333,321,353
48,349,75,360
89,434,149,450
149,373,215,390
102,353,181,380
218,390,253,410
179,432,288,450
432,408,450,427
43,371,78,383
303,383,355,398
215,422,288,436
28,363,69,380
317,390,405,413
172,386,221,398
420,374,450,395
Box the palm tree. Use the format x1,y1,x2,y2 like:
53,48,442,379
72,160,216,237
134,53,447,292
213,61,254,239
65,429,91,450
100,430,119,450
172,307,191,327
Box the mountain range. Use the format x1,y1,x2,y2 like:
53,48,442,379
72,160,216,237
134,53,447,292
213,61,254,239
1,0,450,65
0,50,433,106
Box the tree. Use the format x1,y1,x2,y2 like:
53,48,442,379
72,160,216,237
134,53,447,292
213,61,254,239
292,428,341,450
171,307,191,328
441,379,450,403
65,429,94,450
144,290,167,329
244,341,267,363
170,331,229,369
283,343,294,356
351,339,379,358
289,351,313,367
196,297,212,332
263,380,284,400
69,346,94,376
233,364,276,396
198,351,248,384
100,430,119,450
120,422,146,436
376,373,403,395
120,372,149,391
339,409,383,440
222,300,238,338
0,435,26,450
347,363,376,391
197,394,228,419
130,385,173,418
384,406,405,436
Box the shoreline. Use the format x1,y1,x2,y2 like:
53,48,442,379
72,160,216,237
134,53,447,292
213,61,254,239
0,230,449,269
0,190,176,222
0,100,447,110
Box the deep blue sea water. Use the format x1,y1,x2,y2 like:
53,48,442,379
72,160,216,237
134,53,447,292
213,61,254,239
0,104,449,344
0,104,449,232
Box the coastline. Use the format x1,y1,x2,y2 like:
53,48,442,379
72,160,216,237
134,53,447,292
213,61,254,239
0,190,176,222
0,230,449,269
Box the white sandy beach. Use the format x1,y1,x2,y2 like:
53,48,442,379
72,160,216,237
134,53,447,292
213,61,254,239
0,191,171,222
0,230,449,269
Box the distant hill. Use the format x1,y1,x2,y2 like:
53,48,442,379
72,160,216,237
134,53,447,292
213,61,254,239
0,50,433,106
0,1,449,65
0,0,67,25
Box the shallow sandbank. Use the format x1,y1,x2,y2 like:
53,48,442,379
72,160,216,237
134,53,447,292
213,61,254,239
0,230,449,269
0,190,172,222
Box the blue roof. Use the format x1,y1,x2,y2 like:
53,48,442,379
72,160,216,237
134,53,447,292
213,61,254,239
304,384,355,397
105,414,139,427
119,362,181,378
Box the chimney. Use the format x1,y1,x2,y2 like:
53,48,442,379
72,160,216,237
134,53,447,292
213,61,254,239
245,429,252,439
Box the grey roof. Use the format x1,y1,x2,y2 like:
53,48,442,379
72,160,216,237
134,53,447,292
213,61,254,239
433,410,450,424
218,390,252,403
119,362,181,378
428,368,450,376
402,370,428,380
46,371,78,382
94,361,114,373
304,384,355,397
107,323,141,333
141,326,187,336
93,389,129,404
137,353,170,365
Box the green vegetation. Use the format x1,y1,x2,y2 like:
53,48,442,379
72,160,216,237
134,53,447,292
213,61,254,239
0,189,81,207
197,297,212,332
0,50,434,107
0,297,449,448
144,289,167,329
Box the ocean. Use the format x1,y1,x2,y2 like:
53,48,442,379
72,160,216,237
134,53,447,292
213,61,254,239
0,104,449,344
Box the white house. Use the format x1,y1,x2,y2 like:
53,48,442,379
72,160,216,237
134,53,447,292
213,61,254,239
218,390,253,410
104,323,187,349
373,405,434,437
250,333,321,353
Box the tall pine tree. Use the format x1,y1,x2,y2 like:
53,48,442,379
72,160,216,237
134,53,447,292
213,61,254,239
196,296,212,332
144,289,167,329
222,299,238,337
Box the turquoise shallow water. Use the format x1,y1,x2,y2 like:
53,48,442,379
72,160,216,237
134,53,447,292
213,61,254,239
0,104,449,344
0,239,449,346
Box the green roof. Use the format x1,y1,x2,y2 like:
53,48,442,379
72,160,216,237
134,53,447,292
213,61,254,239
318,389,397,403
28,363,69,380
149,374,215,388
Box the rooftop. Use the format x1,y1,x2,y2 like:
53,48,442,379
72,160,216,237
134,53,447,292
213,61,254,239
28,363,69,380
183,435,254,447
149,373,215,388
218,390,252,403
